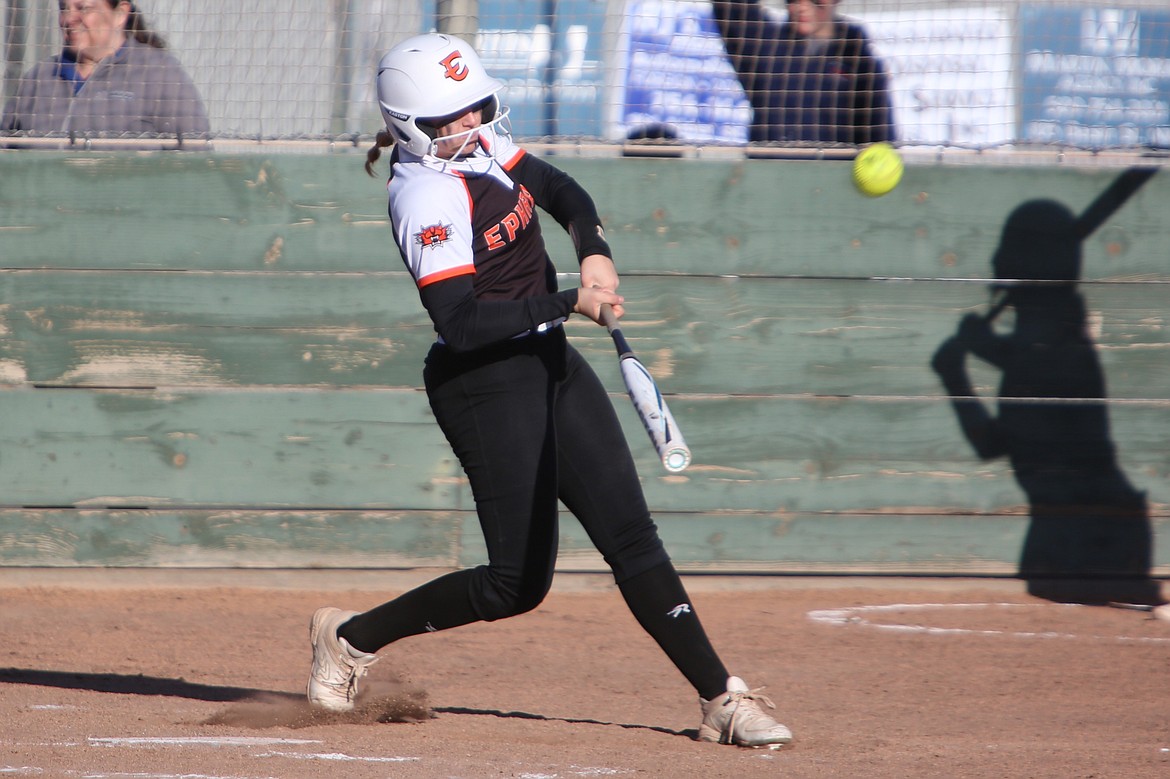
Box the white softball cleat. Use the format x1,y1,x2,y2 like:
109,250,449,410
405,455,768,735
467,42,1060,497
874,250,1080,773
307,607,378,711
698,676,793,748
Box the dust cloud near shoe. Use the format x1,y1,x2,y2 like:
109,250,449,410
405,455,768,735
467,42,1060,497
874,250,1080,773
202,679,432,729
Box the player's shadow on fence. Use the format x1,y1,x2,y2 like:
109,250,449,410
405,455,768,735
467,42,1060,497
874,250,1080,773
931,167,1162,607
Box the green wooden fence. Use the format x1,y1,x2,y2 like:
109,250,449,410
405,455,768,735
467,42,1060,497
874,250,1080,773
1,150,1166,578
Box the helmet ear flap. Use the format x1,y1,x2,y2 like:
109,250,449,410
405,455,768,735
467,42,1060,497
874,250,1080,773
480,95,500,124
414,119,439,141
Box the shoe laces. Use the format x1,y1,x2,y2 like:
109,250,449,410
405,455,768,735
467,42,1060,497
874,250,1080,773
341,660,372,702
725,685,778,734
332,645,378,699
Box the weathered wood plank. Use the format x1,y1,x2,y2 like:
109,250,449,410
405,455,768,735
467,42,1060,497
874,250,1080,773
1,388,1166,517
0,388,462,510
642,394,1170,515
560,157,1169,281
0,153,395,272
0,268,430,387
3,273,1167,399
2,508,1166,576
553,511,1170,576
2,154,1166,281
580,276,1170,400
0,508,466,568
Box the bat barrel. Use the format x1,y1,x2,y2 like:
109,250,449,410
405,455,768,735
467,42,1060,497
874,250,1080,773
604,303,692,473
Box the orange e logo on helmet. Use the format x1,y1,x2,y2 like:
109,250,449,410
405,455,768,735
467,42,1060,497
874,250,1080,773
440,50,469,81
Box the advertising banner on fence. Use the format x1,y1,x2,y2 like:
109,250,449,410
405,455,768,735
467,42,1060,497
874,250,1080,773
1018,5,1170,148
611,2,1015,148
611,0,752,143
862,7,1015,148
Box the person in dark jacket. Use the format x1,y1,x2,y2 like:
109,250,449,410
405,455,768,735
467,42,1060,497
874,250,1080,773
711,0,894,145
2,0,208,138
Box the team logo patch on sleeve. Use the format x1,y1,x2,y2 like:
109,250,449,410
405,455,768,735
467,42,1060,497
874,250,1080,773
415,223,454,249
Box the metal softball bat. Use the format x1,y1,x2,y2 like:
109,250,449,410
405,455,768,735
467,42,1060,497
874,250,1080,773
599,304,692,473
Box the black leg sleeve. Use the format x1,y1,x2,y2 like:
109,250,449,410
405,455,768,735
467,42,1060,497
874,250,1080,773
617,562,729,700
338,569,481,654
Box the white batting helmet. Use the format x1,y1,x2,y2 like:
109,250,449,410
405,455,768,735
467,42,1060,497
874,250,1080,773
376,33,505,158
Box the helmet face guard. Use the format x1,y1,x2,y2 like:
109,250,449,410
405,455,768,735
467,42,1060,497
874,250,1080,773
415,95,509,159
376,34,506,159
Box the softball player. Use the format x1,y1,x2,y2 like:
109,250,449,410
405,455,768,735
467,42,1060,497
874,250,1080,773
306,33,791,749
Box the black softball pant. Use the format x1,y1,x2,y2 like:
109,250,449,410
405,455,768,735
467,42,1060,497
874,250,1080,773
339,325,730,696
424,325,671,621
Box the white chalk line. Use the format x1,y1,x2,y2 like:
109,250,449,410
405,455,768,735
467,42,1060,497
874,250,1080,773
251,751,418,764
79,773,276,779
88,738,319,748
12,735,636,778
808,602,1170,643
10,737,425,778
520,769,633,779
89,736,421,764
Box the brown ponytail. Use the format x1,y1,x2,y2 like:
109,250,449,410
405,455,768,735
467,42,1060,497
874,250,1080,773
365,130,397,177
115,1,168,49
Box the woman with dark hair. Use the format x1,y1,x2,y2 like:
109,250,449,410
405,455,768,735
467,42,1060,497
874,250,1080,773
2,0,209,138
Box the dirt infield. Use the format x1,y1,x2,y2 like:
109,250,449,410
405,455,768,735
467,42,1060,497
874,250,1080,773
1,569,1167,778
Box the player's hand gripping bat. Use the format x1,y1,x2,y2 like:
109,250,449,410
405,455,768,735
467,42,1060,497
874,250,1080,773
599,304,691,473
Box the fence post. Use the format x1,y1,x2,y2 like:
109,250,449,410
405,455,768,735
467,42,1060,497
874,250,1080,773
436,0,479,39
4,0,29,105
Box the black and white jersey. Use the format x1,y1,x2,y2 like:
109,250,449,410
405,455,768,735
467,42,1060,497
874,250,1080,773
384,124,611,352
388,127,555,302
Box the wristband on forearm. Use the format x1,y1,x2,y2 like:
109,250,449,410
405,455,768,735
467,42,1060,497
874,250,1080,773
569,219,613,262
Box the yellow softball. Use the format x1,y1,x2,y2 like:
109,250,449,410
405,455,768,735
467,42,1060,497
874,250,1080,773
853,142,904,197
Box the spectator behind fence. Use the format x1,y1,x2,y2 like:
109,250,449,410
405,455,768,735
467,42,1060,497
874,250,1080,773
711,0,894,145
1,0,209,141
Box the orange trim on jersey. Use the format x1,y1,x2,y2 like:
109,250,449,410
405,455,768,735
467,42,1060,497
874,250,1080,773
503,148,526,171
417,263,475,288
480,133,524,170
452,169,474,218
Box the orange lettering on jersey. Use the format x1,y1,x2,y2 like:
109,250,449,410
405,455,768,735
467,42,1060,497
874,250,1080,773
482,186,536,252
516,188,534,226
501,213,521,242
485,224,504,251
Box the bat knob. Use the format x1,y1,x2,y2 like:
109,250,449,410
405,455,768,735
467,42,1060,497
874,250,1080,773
664,448,691,473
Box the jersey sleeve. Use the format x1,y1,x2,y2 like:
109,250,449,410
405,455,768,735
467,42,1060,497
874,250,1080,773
388,173,477,288
420,273,577,352
507,152,613,262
